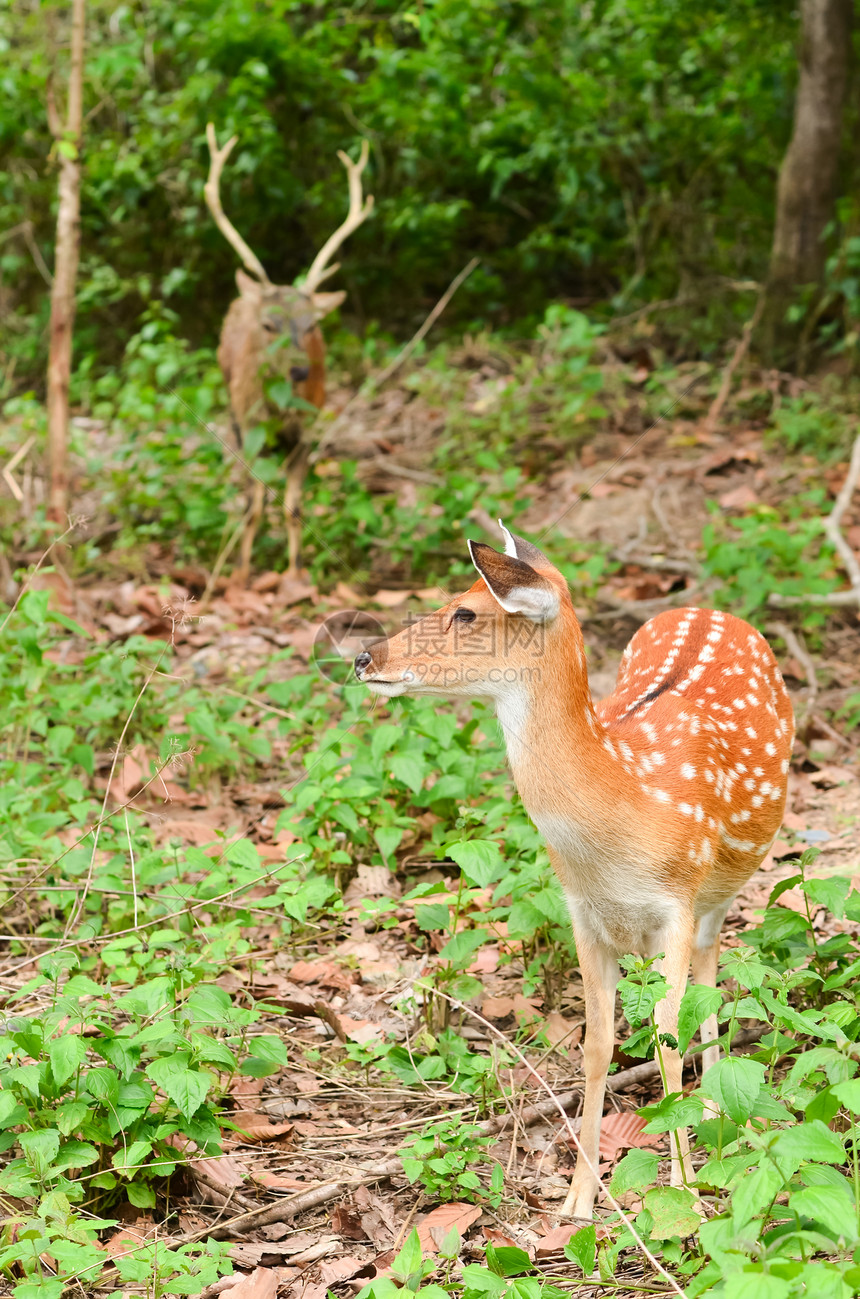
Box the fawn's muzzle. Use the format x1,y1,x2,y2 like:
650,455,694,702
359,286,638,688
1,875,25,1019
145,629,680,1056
354,651,373,678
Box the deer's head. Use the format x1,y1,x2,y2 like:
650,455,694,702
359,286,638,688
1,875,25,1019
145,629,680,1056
205,127,373,396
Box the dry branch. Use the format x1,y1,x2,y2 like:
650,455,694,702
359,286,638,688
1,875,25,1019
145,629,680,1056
702,289,766,435
46,0,86,525
768,431,860,608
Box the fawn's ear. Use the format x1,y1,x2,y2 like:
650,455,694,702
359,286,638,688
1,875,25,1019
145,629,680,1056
497,519,555,571
311,290,347,321
236,269,262,300
469,541,560,622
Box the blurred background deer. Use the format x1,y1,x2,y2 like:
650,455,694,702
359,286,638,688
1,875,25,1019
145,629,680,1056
204,125,373,580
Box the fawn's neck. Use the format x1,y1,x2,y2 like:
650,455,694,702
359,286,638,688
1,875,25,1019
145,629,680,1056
494,609,608,796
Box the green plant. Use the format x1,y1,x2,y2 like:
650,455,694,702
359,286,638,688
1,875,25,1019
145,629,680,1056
701,500,842,623
400,1118,504,1206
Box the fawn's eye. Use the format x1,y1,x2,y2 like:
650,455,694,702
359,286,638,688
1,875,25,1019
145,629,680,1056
453,607,476,624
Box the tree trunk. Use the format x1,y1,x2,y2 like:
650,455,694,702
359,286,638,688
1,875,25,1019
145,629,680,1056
46,0,86,526
768,0,853,298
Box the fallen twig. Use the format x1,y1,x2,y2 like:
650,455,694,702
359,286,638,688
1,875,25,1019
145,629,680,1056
702,289,766,435
768,621,818,729
768,432,860,609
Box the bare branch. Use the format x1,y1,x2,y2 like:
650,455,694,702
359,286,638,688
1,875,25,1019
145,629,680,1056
823,431,860,598
204,123,270,284
303,139,374,294
767,431,860,608
702,288,766,434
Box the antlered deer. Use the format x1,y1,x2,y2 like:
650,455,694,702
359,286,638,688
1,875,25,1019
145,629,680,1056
205,125,373,579
355,524,793,1218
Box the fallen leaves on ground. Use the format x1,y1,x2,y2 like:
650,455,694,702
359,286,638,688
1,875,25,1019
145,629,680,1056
220,1266,280,1299
417,1203,482,1251
229,1112,295,1143
598,1111,660,1163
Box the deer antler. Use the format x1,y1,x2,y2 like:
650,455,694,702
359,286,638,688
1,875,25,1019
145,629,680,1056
204,123,271,285
302,139,374,294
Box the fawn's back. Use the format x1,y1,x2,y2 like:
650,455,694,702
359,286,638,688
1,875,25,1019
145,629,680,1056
596,606,793,908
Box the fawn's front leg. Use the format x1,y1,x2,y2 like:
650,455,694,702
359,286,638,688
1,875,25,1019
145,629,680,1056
560,930,619,1220
650,918,696,1193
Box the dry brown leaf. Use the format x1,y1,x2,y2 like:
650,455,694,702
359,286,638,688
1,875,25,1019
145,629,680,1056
221,1267,279,1299
468,945,499,975
718,484,759,510
336,1015,382,1044
543,1011,581,1049
483,1227,519,1248
114,742,150,805
417,1203,482,1252
482,995,516,1018
230,1074,265,1099
105,1225,147,1257
289,959,356,991
598,1111,659,1163
512,994,542,1025
372,588,415,607
229,1111,294,1143
809,765,856,787
536,1221,608,1256
251,1171,310,1191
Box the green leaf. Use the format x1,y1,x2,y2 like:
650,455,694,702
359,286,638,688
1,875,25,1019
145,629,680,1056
618,969,667,1027
640,1092,703,1133
19,1127,60,1173
226,839,260,869
772,1120,845,1166
113,1140,153,1176
563,1223,596,1275
49,1034,87,1086
390,754,426,795
609,1148,659,1196
438,1226,460,1259
460,1264,507,1295
127,1180,156,1209
53,1140,99,1173
701,1056,765,1124
55,1100,89,1136
374,825,403,865
721,1275,791,1299
832,1079,860,1113
790,1184,858,1243
730,1161,783,1226
677,984,723,1055
415,903,451,933
391,1228,423,1283
486,1245,531,1277
145,1055,211,1118
13,1283,65,1299
642,1186,701,1239
447,840,505,887
438,928,491,970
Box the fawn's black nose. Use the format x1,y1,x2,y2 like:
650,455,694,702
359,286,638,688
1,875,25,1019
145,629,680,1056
354,651,373,678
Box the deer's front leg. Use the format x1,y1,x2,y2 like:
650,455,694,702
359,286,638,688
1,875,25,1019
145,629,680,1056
284,440,311,577
239,477,266,583
560,929,619,1220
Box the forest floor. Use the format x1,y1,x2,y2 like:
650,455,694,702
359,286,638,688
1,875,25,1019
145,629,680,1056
3,342,860,1297
6,365,860,1297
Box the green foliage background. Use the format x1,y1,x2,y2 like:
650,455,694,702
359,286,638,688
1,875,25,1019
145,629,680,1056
3,0,841,388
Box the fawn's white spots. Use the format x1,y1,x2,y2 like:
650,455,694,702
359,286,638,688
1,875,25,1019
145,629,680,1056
681,763,696,779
